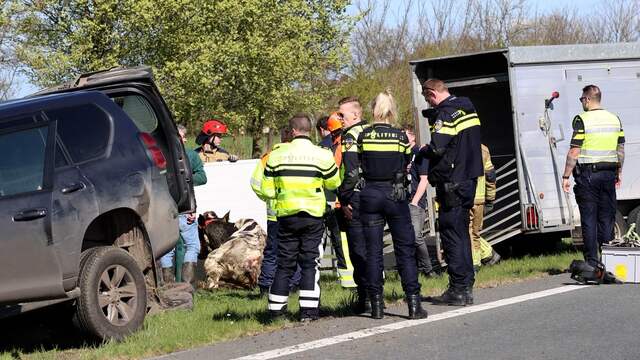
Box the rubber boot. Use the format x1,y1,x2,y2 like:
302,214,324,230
407,294,428,319
162,267,175,284
181,262,196,287
370,293,384,319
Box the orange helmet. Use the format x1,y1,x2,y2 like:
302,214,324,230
327,112,343,132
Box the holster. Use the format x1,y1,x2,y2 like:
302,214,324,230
440,182,461,208
387,172,408,202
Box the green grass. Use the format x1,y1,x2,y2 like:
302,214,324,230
1,248,580,360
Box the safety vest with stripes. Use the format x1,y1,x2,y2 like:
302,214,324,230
575,109,623,164
250,146,283,222
262,136,342,218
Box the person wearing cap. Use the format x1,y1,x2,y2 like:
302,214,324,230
195,119,239,163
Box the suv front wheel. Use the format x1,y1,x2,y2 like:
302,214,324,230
74,246,147,340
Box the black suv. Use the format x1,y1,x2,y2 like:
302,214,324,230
0,67,195,340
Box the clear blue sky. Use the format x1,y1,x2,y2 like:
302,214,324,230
13,0,600,98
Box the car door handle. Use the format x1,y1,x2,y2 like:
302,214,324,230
13,208,48,222
61,182,85,194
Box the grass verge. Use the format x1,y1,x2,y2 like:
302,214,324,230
1,249,580,360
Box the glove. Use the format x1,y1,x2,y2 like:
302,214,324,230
342,205,353,221
228,154,238,162
484,202,494,215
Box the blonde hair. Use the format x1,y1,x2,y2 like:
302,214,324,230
371,89,398,124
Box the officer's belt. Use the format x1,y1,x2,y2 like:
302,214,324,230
577,162,618,172
363,179,394,184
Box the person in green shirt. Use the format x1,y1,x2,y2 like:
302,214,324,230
160,125,207,286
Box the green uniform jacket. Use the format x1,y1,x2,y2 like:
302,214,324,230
187,148,207,186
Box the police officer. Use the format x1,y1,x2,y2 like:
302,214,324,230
262,114,341,321
337,96,370,313
356,90,427,319
250,127,300,296
562,85,624,267
420,79,483,306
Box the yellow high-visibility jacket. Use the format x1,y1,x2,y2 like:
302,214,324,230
571,109,624,164
261,136,341,218
250,144,285,222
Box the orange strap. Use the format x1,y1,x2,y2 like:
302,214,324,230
333,135,342,168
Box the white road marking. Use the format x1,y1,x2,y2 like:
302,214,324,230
231,285,590,360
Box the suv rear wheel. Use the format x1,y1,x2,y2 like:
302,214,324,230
74,246,147,340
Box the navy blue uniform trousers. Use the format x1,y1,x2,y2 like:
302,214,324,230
360,183,420,296
268,213,324,316
436,179,477,290
574,168,617,266
258,220,301,289
346,193,369,294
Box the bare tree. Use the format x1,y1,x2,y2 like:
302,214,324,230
469,0,530,49
591,0,640,43
351,0,414,72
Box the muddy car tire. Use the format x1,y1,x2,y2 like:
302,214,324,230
74,246,147,341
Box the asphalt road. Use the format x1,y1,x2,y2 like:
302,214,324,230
158,274,640,360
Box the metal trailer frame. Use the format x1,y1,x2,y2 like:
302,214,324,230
409,42,640,247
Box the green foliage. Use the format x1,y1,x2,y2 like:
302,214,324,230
13,0,353,157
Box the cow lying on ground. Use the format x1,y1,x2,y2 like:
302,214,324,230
200,215,267,289
198,211,238,259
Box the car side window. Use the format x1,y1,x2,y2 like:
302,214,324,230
0,126,48,197
55,142,69,168
47,104,111,164
111,94,158,133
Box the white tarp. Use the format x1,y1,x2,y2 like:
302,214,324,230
194,159,268,231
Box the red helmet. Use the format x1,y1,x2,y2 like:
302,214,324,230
201,119,228,135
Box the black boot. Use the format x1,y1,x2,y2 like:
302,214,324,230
162,267,175,284
370,293,384,319
464,286,474,305
407,294,428,319
351,289,371,314
425,287,466,306
269,305,288,322
181,262,196,287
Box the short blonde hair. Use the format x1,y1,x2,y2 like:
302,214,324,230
371,89,398,124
